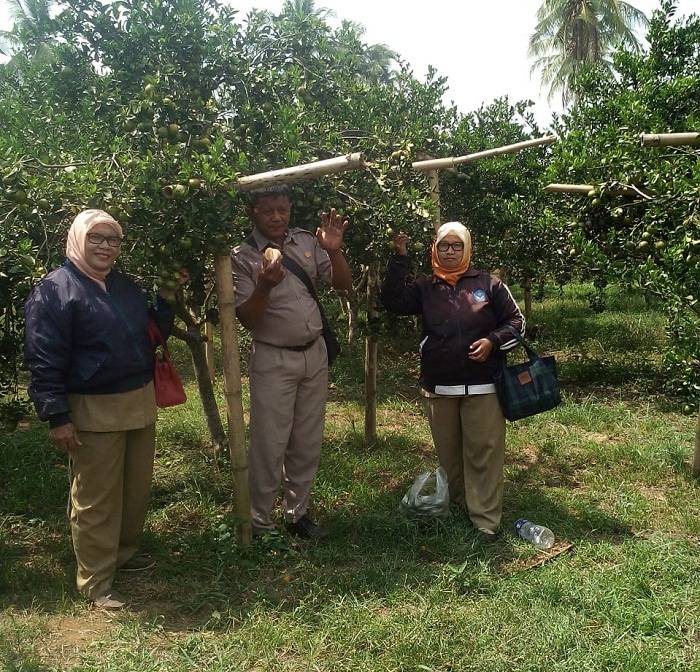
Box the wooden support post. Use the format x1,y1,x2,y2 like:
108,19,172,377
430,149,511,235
640,132,700,148
412,136,557,171
213,254,251,545
364,263,379,446
427,169,441,233
694,407,700,480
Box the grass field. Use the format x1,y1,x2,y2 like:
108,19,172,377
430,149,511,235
1,283,699,671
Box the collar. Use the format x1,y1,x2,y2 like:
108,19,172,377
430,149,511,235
249,227,294,251
430,266,477,284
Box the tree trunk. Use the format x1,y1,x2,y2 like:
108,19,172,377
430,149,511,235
204,321,216,383
185,332,228,458
364,263,379,445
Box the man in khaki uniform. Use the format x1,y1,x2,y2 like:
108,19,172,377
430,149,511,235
231,184,352,539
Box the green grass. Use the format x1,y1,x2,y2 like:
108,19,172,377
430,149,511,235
2,283,699,671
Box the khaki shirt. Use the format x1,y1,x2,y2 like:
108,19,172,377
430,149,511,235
231,227,332,347
68,381,157,432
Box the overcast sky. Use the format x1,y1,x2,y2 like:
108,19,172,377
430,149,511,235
1,0,697,127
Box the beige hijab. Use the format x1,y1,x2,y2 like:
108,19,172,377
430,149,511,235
431,221,472,286
66,209,123,291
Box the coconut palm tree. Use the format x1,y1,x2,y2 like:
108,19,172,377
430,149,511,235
0,0,57,61
529,0,649,106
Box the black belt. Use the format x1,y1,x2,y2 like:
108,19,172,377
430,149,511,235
258,339,318,352
283,339,318,352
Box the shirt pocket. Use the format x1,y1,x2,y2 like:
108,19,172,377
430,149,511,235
299,255,319,282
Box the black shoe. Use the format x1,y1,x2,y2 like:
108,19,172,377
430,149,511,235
286,514,330,540
118,555,156,572
252,525,275,538
475,527,499,543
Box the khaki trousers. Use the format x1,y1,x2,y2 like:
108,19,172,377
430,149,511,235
424,393,505,532
248,339,328,528
67,384,157,600
69,425,155,599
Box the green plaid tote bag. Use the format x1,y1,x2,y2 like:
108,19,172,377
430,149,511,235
493,326,561,421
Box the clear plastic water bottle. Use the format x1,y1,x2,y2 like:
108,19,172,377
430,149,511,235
514,519,555,549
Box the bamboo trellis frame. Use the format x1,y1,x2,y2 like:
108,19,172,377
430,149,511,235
214,153,367,544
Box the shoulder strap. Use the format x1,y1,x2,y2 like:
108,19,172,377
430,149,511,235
280,252,331,327
280,253,319,302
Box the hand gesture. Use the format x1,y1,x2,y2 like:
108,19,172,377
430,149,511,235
393,231,410,256
316,207,348,252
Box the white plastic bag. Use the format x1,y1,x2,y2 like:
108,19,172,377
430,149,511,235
399,467,450,518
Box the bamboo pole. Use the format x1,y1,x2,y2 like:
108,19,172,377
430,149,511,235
543,183,653,199
364,263,379,446
414,152,442,233
544,183,596,194
694,408,700,479
412,136,557,171
226,153,365,192
427,169,441,233
213,254,251,545
640,132,700,147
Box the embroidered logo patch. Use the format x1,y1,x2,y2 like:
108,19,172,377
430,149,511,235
473,289,487,302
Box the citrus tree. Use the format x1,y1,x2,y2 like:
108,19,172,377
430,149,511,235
545,0,700,402
437,97,556,323
1,0,457,446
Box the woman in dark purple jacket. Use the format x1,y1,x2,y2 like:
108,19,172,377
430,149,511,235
381,221,524,541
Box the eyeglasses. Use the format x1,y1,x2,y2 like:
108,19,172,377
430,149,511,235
87,233,123,247
436,241,464,252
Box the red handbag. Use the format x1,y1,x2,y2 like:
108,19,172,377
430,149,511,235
148,318,187,408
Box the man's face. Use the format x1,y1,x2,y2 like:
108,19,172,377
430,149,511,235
249,195,292,244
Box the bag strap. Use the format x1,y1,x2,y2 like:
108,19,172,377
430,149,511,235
280,253,333,330
148,317,167,350
504,324,541,362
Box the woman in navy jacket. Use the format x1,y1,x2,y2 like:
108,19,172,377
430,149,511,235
24,209,186,609
381,222,524,541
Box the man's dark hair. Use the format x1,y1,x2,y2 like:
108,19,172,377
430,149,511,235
246,183,293,207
